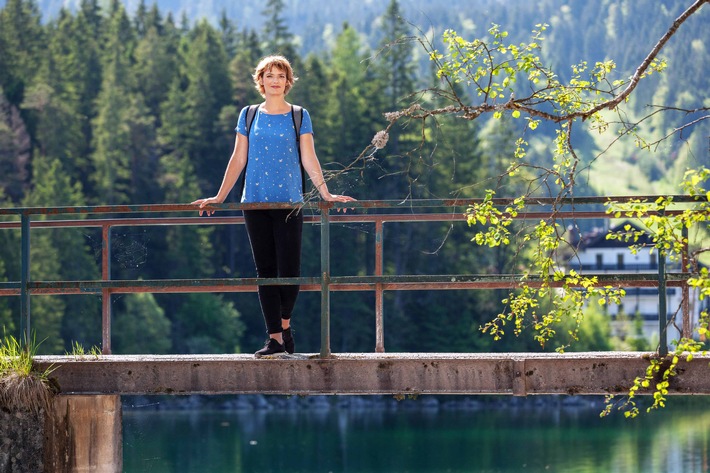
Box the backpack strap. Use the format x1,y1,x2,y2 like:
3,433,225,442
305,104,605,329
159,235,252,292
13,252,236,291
290,105,303,143
236,104,260,201
245,104,259,136
290,105,307,195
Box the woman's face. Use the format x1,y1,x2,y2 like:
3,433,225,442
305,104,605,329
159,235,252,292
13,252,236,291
260,66,288,97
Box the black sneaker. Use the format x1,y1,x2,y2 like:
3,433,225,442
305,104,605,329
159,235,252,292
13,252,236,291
282,327,295,354
255,338,285,358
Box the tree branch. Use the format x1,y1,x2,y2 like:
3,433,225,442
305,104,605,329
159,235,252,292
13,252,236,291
582,0,709,120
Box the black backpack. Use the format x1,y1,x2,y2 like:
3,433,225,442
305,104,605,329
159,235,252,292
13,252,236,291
236,104,306,200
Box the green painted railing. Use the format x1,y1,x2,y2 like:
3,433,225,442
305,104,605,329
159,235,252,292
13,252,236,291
0,196,702,357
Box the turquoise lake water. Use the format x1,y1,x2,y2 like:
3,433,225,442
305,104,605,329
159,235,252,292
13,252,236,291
122,396,710,473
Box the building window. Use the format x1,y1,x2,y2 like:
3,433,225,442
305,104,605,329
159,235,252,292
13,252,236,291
650,252,657,269
596,254,603,269
617,253,625,270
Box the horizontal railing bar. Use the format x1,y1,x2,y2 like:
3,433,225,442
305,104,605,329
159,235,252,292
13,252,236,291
18,272,689,296
332,273,690,284
2,280,691,296
0,195,705,217
0,210,693,231
0,281,19,297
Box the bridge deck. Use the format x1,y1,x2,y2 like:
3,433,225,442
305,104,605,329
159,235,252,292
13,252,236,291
34,352,710,397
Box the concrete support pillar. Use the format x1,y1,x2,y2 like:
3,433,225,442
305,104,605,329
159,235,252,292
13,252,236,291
44,395,123,473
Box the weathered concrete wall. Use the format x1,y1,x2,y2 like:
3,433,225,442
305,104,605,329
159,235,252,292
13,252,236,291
32,352,710,396
0,408,44,472
44,395,122,473
1,395,122,473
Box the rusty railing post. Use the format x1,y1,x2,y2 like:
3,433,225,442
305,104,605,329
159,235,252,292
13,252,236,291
658,214,668,356
20,213,30,343
681,225,691,339
101,224,112,354
375,220,385,353
320,202,331,358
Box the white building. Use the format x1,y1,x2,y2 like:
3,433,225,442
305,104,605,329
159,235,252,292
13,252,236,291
563,221,707,347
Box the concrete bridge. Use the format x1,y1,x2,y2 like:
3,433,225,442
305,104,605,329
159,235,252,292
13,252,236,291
33,351,710,397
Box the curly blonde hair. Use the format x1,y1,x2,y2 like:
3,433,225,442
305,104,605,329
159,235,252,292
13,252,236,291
253,55,297,96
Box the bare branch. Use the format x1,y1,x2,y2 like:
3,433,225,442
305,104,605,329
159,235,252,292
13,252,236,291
582,0,709,119
380,0,708,128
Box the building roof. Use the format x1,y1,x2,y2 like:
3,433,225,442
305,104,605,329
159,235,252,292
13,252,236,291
580,221,655,249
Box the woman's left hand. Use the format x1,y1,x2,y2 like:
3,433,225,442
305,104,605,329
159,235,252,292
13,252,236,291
322,193,357,212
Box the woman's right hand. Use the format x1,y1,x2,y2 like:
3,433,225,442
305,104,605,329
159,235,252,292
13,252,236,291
191,196,222,216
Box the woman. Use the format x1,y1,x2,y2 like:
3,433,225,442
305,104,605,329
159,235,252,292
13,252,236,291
192,55,355,357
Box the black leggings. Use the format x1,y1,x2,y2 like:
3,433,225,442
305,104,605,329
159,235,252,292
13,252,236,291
243,209,303,335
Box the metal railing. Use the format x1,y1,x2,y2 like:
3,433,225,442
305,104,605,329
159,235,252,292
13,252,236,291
0,196,702,357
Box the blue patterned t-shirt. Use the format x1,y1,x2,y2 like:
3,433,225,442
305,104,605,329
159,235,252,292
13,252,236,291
235,106,313,203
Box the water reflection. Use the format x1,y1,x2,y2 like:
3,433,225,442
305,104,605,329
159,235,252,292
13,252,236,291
123,396,710,473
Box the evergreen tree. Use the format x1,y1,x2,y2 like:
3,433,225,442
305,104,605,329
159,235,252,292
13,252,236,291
230,30,262,107
90,1,136,204
375,71,496,352
68,0,104,190
90,1,158,204
0,0,43,202
158,151,215,279
113,292,172,354
17,154,92,353
92,100,158,200
124,94,157,204
419,66,483,199
180,20,232,190
152,69,246,354
290,54,328,128
261,0,296,59
24,153,101,350
0,89,31,202
218,9,239,58
133,0,149,38
155,63,209,264
26,11,86,179
368,0,418,199
133,14,181,202
23,25,107,342
559,299,614,352
376,0,417,114
144,3,164,34
358,0,420,330
320,23,371,167
158,77,194,169
331,23,367,84
78,0,102,37
170,293,244,354
0,0,44,106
